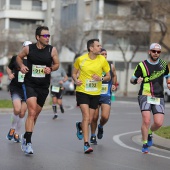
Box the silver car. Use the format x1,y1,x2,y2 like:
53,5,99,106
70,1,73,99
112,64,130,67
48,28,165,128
63,77,75,95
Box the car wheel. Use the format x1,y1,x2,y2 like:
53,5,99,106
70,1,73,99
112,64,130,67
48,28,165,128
164,93,170,102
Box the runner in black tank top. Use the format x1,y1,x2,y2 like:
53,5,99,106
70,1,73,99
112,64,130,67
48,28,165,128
25,43,53,88
16,26,60,154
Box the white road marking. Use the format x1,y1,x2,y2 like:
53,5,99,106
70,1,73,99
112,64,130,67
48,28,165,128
113,130,170,160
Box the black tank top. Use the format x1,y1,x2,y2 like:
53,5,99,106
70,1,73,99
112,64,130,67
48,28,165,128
8,56,27,88
25,43,53,88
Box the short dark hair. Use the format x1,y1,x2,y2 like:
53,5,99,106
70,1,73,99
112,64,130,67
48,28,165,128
35,26,49,40
87,39,99,52
101,48,106,52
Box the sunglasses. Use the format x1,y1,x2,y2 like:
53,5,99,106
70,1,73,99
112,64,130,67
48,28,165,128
39,34,50,38
151,50,161,54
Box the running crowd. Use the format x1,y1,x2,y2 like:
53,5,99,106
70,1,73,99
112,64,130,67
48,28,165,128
5,25,170,155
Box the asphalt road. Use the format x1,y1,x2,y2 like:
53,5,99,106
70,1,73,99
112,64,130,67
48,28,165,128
0,91,170,170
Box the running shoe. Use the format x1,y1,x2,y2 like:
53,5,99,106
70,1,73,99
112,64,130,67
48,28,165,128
6,128,15,141
142,144,149,153
53,114,58,120
21,134,26,152
147,134,153,147
76,122,83,140
25,143,33,154
90,136,97,145
60,106,64,113
84,143,93,154
13,133,21,143
97,125,103,139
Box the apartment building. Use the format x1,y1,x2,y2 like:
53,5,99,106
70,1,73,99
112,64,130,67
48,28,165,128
0,0,169,93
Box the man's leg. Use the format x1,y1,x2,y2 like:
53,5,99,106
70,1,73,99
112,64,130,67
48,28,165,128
90,107,99,144
97,104,110,139
79,104,94,153
141,111,150,153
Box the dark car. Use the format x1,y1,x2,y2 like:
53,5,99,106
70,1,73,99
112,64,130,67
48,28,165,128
63,77,75,95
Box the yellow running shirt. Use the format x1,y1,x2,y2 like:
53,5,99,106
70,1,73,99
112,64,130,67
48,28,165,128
74,53,110,95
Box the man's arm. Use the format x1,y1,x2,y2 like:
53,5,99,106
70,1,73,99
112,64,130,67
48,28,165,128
51,47,59,71
111,64,117,91
16,46,29,74
111,64,117,85
6,67,15,80
72,67,82,86
44,47,60,75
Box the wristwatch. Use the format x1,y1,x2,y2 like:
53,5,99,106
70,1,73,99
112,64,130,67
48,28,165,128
101,77,104,81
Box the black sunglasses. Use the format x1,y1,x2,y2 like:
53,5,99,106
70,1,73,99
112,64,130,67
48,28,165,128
151,50,161,54
39,34,50,38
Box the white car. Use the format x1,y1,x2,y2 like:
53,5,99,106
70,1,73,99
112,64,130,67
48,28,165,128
164,78,170,102
63,77,75,95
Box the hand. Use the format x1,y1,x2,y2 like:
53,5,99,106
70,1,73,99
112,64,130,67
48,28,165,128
44,67,51,74
75,79,82,86
112,84,117,91
20,65,29,74
92,74,101,81
59,80,63,85
137,76,143,84
167,84,170,90
9,73,15,80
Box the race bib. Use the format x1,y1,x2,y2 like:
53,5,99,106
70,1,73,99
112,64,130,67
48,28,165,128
147,96,160,105
52,86,60,92
101,84,108,94
18,71,25,82
85,79,98,92
32,65,45,78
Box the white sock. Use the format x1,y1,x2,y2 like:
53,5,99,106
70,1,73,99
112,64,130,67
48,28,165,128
15,117,24,134
11,114,19,129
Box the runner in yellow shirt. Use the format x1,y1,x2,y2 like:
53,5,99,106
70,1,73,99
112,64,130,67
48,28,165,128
72,39,110,153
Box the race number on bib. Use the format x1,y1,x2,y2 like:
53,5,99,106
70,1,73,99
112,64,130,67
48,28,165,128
32,65,45,78
18,71,25,82
147,96,160,105
101,84,108,94
52,86,60,92
85,79,98,92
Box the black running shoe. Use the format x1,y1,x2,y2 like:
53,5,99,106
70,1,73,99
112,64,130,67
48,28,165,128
97,125,103,139
53,114,58,119
90,136,97,145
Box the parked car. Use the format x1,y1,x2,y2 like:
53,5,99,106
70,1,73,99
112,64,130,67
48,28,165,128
63,77,75,95
164,78,170,102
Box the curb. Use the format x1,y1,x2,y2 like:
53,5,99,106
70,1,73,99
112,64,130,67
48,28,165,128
132,133,170,151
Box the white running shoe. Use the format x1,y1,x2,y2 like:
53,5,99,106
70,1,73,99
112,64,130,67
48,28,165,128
21,134,26,152
25,143,33,154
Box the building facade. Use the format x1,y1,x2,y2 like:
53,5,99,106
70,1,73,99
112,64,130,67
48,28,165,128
0,0,169,94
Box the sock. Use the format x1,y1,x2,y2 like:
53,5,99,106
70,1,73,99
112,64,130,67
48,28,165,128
148,129,152,135
24,132,32,144
11,114,19,129
84,142,89,146
91,134,96,137
15,117,24,134
143,140,147,145
52,104,57,113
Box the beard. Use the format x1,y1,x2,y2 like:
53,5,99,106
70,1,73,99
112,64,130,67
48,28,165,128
150,54,159,61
